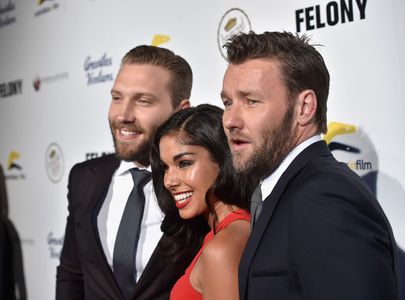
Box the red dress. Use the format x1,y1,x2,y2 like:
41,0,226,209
170,209,251,300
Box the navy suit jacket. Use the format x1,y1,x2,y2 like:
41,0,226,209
239,141,399,300
56,154,193,300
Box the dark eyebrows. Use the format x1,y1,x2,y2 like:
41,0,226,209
110,89,157,100
239,90,261,99
220,90,259,100
240,91,251,97
220,91,228,99
111,89,121,96
173,151,195,161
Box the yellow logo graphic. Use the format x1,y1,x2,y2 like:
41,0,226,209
323,121,376,177
151,34,170,46
224,18,237,32
7,151,22,170
323,122,357,144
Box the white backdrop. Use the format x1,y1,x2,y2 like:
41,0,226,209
1,1,404,299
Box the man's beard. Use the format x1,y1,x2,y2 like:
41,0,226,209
109,120,155,166
235,104,296,181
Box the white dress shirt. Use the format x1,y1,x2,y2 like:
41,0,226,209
260,135,322,201
97,160,164,281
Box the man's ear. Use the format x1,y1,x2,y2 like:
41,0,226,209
295,90,317,126
177,99,191,110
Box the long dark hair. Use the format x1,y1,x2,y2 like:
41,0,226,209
151,104,253,262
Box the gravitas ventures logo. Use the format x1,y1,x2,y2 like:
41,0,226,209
0,0,17,28
47,231,64,258
83,53,114,86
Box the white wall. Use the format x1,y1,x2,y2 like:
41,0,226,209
1,0,404,299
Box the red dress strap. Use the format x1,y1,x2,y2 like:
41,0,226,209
169,208,251,300
216,208,250,231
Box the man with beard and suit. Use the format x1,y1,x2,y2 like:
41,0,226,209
220,31,399,300
56,45,192,300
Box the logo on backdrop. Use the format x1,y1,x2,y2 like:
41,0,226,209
151,34,170,46
323,121,377,193
47,231,64,258
33,72,69,91
5,151,26,180
295,0,367,33
83,53,114,86
85,151,114,161
217,8,252,60
45,143,64,183
34,0,59,17
0,79,22,98
0,0,16,28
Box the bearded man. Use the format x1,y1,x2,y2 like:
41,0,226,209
56,45,193,300
221,31,399,300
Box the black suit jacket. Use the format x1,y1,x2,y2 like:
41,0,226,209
56,154,192,300
239,141,399,300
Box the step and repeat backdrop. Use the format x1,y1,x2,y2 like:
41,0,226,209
1,0,404,299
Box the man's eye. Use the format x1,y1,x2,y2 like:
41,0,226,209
138,98,152,105
247,99,258,105
222,99,232,109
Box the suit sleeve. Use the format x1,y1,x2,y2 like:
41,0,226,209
56,165,85,300
290,170,398,300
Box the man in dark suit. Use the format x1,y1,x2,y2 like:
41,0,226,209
221,31,399,299
56,45,192,300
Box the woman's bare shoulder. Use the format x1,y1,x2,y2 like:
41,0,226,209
202,218,250,264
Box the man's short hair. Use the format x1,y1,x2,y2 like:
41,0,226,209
224,31,330,134
121,45,192,108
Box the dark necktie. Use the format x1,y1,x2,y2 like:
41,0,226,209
250,184,263,227
113,168,151,298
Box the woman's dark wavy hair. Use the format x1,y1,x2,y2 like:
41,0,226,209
150,104,253,262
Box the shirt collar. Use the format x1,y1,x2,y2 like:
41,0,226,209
116,160,152,176
261,135,321,200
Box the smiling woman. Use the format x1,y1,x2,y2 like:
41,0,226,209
151,104,254,300
159,135,220,219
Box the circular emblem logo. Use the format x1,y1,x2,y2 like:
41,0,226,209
45,143,64,183
217,8,252,60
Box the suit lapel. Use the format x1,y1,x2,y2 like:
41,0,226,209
239,141,332,298
130,232,189,300
131,226,198,299
130,235,165,299
84,155,123,298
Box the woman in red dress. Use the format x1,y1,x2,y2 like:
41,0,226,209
151,104,253,300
